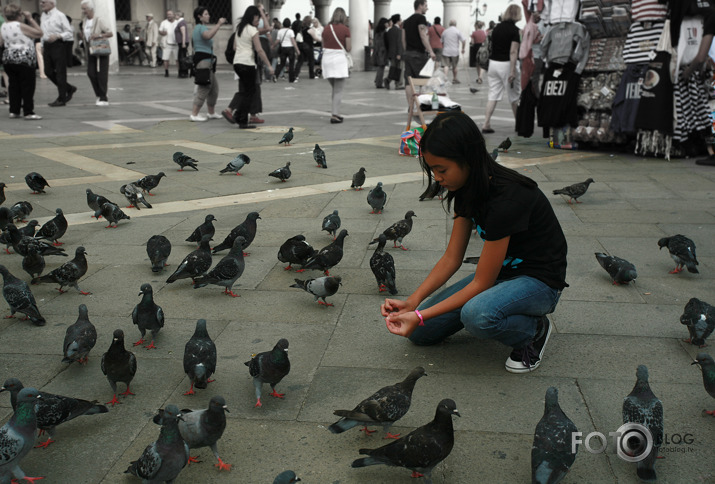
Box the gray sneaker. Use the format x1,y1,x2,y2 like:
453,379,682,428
505,316,551,373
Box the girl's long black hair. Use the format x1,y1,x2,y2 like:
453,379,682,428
419,111,536,217
237,5,260,37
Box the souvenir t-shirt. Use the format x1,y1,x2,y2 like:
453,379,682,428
490,20,520,61
403,13,428,52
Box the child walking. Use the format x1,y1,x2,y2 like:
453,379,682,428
381,111,568,373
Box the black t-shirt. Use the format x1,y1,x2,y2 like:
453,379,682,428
490,20,520,61
468,181,568,289
403,13,428,52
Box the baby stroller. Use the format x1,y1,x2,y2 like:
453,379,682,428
313,46,323,77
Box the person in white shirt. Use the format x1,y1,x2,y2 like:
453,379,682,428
273,18,300,83
441,19,466,83
39,0,75,106
144,13,159,68
158,10,177,77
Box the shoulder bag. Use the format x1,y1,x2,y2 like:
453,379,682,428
330,24,353,70
89,37,111,56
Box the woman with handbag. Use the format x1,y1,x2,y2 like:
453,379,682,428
321,7,351,124
80,0,112,106
189,6,226,122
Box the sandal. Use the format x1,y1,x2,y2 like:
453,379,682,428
482,127,495,134
477,78,483,84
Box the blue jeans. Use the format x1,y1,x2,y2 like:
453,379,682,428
409,275,561,349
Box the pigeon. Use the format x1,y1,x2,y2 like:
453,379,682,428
0,387,43,484
35,208,67,245
623,365,663,482
146,235,172,273
186,214,217,246
491,148,499,161
595,252,637,285
351,398,460,483
329,366,427,437
1,220,39,253
245,338,290,407
0,265,45,326
166,234,212,283
25,172,50,194
8,201,32,223
173,151,199,171
125,404,189,483
681,298,715,347
277,234,317,271
351,167,367,190
171,396,230,470
552,178,594,204
301,229,348,275
322,210,341,240
497,137,512,152
0,207,10,230
269,161,292,182
692,353,715,416
0,377,108,449
370,234,398,295
279,127,294,146
291,275,342,306
132,283,165,350
22,245,45,280
212,211,260,255
134,172,166,195
100,202,130,228
86,188,114,218
35,246,91,295
219,154,250,175
120,183,152,209
183,319,217,395
0,182,5,205
368,182,387,214
194,237,245,297
418,181,445,201
62,304,97,365
531,387,578,484
313,143,327,168
369,210,416,250
101,329,137,406
6,223,66,257
657,235,699,274
274,470,302,483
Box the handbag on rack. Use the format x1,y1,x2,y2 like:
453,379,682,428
330,24,352,70
89,38,111,56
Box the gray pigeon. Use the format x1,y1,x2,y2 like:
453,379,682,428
351,399,460,483
531,387,578,484
100,202,130,228
21,244,45,280
146,235,171,273
322,210,341,240
370,234,397,295
0,387,42,484
595,252,637,285
134,172,166,195
657,235,699,274
35,246,91,295
279,127,294,146
692,353,715,416
219,154,250,175
166,234,212,283
301,229,348,275
25,172,49,193
351,167,367,190
186,214,217,246
368,182,387,214
623,365,663,482
132,283,165,350
182,319,217,395
125,404,189,483
0,377,108,449
85,188,114,219
277,235,317,272
172,396,230,471
418,181,445,201
62,304,97,364
497,137,512,152
101,329,137,406
329,367,427,437
173,151,199,171
274,470,302,483
245,338,290,407
552,178,594,204
6,223,66,257
212,212,261,255
0,220,38,253
120,183,152,210
291,275,342,306
9,201,32,223
35,208,67,245
0,264,45,326
193,237,245,297
314,143,327,168
269,161,292,182
681,298,715,347
369,210,416,250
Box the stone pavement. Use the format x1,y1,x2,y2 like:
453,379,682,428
0,66,714,483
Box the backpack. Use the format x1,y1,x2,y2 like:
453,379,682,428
225,32,236,64
477,32,491,70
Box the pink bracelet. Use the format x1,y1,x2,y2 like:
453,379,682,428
414,309,425,326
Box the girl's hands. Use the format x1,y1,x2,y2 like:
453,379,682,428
380,298,413,317
385,310,420,337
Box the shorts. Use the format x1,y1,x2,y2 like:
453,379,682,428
487,59,521,103
445,55,460,69
163,44,178,62
403,50,429,83
433,47,443,63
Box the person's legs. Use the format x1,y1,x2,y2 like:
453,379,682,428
192,83,209,116
235,64,256,126
276,48,288,78
17,64,36,116
206,71,219,115
331,78,344,117
287,49,296,82
4,64,22,115
86,55,101,97
294,46,304,78
374,65,385,87
98,56,109,101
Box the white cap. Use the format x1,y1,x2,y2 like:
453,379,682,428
146,13,153,18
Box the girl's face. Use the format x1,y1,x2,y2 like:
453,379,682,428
252,14,260,26
200,10,210,24
423,151,469,192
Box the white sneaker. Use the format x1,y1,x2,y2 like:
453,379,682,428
206,113,222,119
190,114,207,122
505,316,552,373
24,114,42,120
9,113,21,119
96,101,109,107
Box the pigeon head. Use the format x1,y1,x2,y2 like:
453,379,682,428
55,208,63,215
232,236,246,249
336,229,349,239
27,220,39,228
376,182,383,188
635,365,649,382
377,234,387,246
161,404,183,422
86,188,93,195
286,161,291,167
138,283,153,296
78,304,88,318
112,328,125,342
405,210,416,219
76,246,88,257
544,386,559,410
584,178,595,185
692,353,715,368
0,264,10,278
437,398,461,418
157,172,166,178
0,377,23,393
205,214,217,222
16,387,41,405
193,318,209,337
0,183,5,189
209,395,229,413
275,338,289,352
247,212,261,221
359,167,366,173
407,366,428,380
288,127,294,132
333,210,339,215
315,143,320,149
657,237,669,250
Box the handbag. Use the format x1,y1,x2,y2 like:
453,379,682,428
193,58,212,86
399,126,425,157
330,24,352,70
89,37,111,56
388,64,402,81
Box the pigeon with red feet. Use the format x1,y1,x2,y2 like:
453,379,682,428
278,127,294,146
193,237,245,297
101,329,137,406
6,223,66,257
35,246,91,294
269,161,292,182
186,214,217,246
301,229,348,275
172,396,230,470
658,234,699,274
692,353,715,416
35,208,67,246
314,143,327,168
62,304,97,364
351,167,366,190
183,319,217,395
132,283,164,350
86,188,114,219
146,235,171,273
25,172,49,194
552,178,594,204
291,275,341,306
245,338,290,408
212,212,260,255
367,182,387,214
134,172,166,195
173,151,199,171
681,298,715,347
369,210,416,250
0,264,45,326
329,367,426,438
278,234,316,271
0,220,38,252
531,387,578,484
9,201,32,223
120,184,152,210
370,234,397,295
166,235,212,283
623,365,663,482
322,210,340,240
595,252,637,285
100,202,130,228
219,154,250,175
0,387,43,484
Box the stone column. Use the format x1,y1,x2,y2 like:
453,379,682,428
231,0,254,23
268,0,286,22
349,0,369,71
312,0,332,26
443,0,472,61
373,0,391,22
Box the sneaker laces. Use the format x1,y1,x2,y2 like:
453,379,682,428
516,343,539,370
